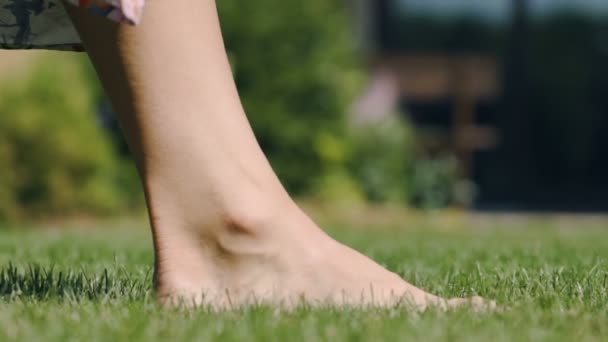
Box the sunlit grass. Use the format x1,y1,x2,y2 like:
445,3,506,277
0,217,607,341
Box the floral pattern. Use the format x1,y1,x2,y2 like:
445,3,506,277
0,0,144,50
66,0,143,25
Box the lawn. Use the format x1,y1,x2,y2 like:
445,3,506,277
0,215,607,341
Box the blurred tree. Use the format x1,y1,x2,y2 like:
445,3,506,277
347,117,415,204
218,0,364,195
0,56,137,221
0,0,424,222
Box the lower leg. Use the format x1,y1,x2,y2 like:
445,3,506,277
66,0,486,309
66,0,300,302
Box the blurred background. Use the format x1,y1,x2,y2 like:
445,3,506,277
1,0,607,223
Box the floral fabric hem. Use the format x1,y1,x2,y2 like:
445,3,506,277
0,0,144,51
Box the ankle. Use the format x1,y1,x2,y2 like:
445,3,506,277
152,192,296,291
147,177,295,236
213,194,298,253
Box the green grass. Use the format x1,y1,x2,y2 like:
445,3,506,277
1,217,607,341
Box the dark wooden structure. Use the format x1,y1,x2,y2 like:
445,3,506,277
354,0,608,211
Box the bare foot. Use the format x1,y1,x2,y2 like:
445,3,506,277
154,201,493,311
66,0,494,314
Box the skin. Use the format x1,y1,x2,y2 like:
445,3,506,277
64,0,491,310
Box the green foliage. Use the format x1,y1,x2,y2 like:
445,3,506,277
347,117,415,204
409,155,459,209
0,56,137,221
218,0,363,195
217,1,461,206
345,118,464,208
311,131,367,206
1,0,464,218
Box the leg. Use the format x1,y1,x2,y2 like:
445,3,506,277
65,0,485,309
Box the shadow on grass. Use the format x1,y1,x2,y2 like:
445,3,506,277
0,263,152,301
